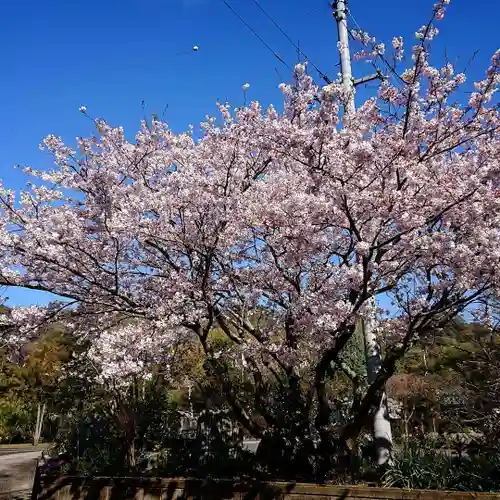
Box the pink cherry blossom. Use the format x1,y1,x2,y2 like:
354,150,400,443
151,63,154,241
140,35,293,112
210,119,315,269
392,37,404,60
0,4,498,439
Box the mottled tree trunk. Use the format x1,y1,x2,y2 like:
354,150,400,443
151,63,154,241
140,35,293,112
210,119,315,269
363,297,393,465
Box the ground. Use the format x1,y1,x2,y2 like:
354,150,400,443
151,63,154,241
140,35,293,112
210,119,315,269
0,447,42,498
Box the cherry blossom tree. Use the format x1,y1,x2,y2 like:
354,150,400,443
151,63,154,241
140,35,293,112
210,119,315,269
1,0,499,472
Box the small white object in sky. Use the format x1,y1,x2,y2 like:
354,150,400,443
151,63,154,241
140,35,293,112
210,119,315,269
242,83,250,91
192,45,199,51
79,105,87,113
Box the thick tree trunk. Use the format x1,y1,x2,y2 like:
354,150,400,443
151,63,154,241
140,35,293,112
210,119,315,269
362,297,393,465
314,327,356,475
116,398,138,472
372,393,393,464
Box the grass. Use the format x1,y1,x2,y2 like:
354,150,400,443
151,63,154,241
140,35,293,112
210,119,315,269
0,443,52,450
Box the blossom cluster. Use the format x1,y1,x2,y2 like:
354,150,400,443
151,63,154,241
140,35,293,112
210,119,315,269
0,8,498,380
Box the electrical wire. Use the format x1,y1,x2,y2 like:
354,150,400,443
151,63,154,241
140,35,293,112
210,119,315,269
250,0,332,84
221,0,293,72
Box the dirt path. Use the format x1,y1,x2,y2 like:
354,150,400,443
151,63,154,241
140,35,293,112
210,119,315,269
0,450,40,498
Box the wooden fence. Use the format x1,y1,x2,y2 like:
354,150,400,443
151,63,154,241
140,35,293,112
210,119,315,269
34,475,500,500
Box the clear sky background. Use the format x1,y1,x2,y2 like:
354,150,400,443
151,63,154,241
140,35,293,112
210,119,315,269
0,0,498,306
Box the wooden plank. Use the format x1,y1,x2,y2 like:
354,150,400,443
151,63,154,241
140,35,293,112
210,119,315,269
35,476,500,500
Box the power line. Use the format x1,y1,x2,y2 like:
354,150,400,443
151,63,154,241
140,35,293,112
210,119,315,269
250,0,332,84
221,0,293,72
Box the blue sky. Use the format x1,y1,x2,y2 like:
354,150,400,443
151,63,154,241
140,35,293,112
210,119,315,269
1,0,498,306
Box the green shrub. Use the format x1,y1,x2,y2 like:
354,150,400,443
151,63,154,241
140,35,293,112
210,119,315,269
0,400,33,444
383,439,500,491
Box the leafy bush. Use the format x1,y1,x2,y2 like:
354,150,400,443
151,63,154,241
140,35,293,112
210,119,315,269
52,382,189,475
156,435,257,479
0,400,33,443
51,404,129,475
383,439,500,492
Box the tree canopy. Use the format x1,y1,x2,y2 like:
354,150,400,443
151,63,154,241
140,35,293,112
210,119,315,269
0,0,499,474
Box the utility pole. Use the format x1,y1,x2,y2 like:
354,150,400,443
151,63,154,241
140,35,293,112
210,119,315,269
333,0,355,115
333,0,381,114
332,0,393,466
